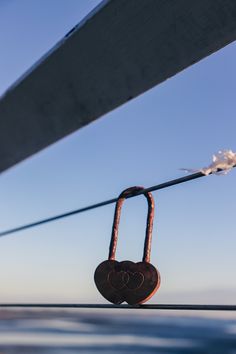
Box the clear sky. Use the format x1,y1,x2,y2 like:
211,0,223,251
0,0,235,304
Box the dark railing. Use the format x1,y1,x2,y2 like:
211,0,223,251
0,304,235,311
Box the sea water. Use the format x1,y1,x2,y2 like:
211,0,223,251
0,309,235,353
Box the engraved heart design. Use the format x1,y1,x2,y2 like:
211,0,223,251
108,271,144,290
126,271,144,290
94,260,160,305
108,271,129,290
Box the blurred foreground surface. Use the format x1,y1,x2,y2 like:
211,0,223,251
0,309,235,353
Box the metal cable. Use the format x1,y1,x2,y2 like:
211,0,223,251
0,303,235,311
0,169,233,237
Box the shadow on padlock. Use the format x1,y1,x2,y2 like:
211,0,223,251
94,186,161,305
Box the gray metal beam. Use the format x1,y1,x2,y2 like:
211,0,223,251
0,0,236,173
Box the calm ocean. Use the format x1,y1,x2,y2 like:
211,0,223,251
0,309,235,353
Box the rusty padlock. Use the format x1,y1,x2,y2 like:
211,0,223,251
94,186,161,305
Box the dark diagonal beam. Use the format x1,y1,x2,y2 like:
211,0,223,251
0,0,236,172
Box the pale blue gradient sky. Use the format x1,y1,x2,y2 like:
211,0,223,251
0,0,235,304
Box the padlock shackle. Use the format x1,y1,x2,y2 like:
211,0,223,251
108,186,155,263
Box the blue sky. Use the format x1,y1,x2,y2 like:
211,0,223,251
0,0,235,304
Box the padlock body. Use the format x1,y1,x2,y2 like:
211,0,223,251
94,260,160,305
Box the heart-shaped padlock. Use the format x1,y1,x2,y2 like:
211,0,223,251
94,186,161,305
